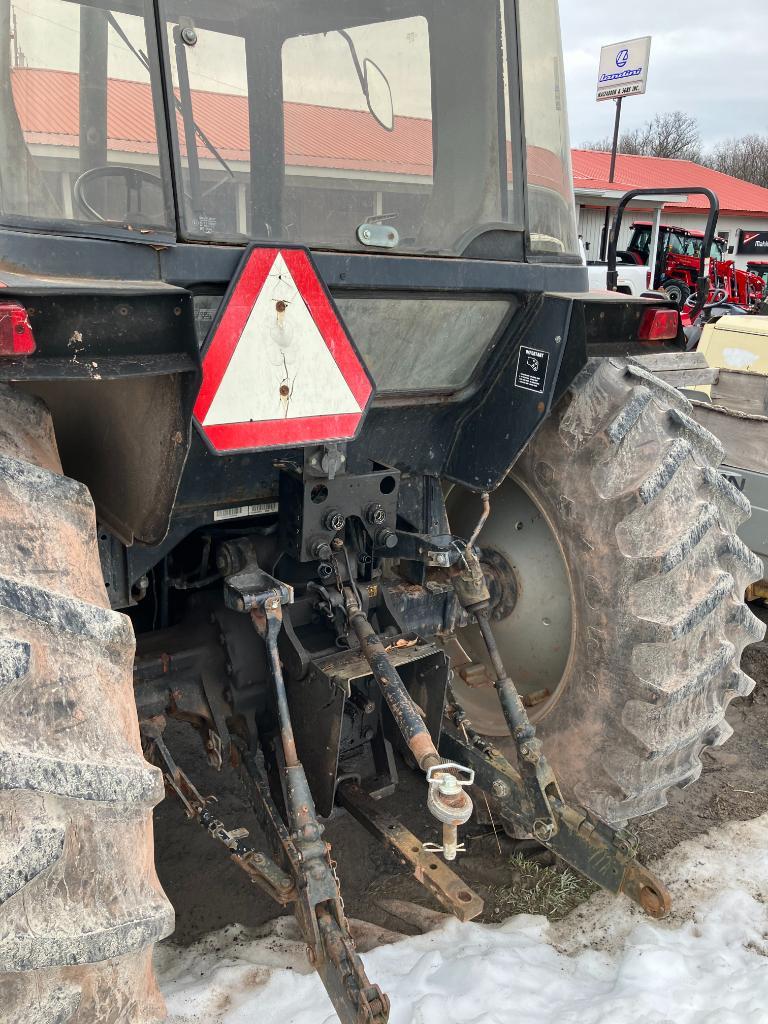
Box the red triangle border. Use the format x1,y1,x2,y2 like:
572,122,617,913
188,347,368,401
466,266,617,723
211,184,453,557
193,247,373,453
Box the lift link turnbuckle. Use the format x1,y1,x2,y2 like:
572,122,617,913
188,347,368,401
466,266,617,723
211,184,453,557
451,544,562,840
227,568,389,1024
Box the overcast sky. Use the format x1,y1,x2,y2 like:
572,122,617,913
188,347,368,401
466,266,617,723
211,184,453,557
560,0,768,151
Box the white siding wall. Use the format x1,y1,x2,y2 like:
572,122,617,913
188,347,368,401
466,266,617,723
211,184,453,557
577,205,642,261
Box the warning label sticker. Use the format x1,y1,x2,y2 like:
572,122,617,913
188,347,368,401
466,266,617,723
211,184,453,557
515,346,549,394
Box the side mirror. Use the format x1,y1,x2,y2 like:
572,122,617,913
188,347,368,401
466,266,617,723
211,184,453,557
363,58,394,132
338,30,395,133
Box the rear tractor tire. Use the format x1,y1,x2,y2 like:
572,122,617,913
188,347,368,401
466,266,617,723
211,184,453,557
449,357,765,826
0,386,173,1022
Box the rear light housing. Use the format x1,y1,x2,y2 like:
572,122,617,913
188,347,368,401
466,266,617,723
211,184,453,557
0,302,35,355
638,307,679,342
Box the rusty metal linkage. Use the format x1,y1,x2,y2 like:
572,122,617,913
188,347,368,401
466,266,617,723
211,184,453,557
146,531,671,1024
344,585,441,773
232,572,389,1024
447,536,671,919
343,580,475,863
337,781,483,922
440,726,671,919
451,544,563,842
143,723,297,904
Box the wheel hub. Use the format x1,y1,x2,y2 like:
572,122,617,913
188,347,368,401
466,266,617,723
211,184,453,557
479,546,518,622
446,476,575,734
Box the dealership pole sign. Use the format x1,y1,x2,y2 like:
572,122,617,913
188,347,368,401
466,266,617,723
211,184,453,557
596,36,652,102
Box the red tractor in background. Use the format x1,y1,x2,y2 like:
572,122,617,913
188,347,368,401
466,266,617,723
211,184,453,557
748,261,768,292
622,221,764,308
687,229,764,307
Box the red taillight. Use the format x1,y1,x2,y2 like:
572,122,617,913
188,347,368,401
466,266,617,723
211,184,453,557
638,307,679,342
646,270,652,289
0,303,35,355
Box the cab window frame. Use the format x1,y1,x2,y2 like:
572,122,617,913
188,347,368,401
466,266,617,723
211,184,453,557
156,0,530,260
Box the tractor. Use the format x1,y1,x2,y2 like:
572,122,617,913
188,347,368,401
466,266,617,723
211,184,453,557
747,260,768,293
0,2,763,1022
686,229,764,307
624,220,764,307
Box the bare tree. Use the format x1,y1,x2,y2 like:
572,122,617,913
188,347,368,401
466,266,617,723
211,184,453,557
706,135,768,188
582,110,702,161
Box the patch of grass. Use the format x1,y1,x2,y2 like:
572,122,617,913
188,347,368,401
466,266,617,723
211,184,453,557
490,853,598,921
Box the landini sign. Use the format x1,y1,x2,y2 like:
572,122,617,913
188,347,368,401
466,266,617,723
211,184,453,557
597,36,652,102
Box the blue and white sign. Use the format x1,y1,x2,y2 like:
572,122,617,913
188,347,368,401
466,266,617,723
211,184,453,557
596,36,652,102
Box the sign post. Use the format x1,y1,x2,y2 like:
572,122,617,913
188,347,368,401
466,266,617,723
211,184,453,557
597,36,652,259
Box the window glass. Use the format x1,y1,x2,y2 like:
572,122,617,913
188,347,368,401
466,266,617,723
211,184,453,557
518,0,578,256
164,20,248,237
633,228,651,259
162,0,521,257
0,0,171,231
280,18,433,250
335,297,511,393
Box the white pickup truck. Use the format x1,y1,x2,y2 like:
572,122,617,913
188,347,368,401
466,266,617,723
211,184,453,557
579,238,652,296
587,261,651,296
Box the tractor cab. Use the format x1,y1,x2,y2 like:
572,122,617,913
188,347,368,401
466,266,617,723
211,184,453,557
0,0,578,264
626,221,696,266
0,0,596,553
626,221,763,306
624,221,701,302
748,261,768,290
627,221,725,263
686,229,728,260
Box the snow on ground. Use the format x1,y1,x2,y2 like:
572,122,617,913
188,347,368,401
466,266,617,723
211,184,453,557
156,814,768,1024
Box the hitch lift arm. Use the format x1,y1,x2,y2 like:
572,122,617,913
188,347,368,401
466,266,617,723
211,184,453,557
440,722,669,917
449,546,671,918
226,567,390,1024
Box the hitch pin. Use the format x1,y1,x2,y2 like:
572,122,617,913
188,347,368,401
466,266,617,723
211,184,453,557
422,763,475,862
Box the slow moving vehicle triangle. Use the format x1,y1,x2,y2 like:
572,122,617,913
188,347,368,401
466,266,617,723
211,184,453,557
194,246,374,452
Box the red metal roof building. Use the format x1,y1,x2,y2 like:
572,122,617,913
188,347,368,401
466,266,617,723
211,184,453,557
10,66,569,240
9,67,768,265
571,150,768,268
10,67,567,187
